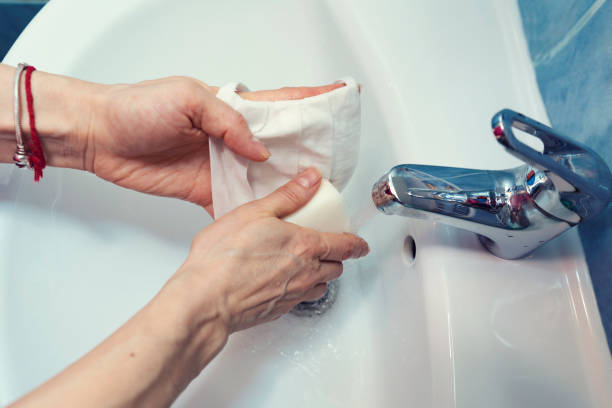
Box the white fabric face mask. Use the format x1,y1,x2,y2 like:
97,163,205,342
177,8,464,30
209,77,360,219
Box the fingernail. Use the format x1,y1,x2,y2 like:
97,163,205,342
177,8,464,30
253,138,270,160
357,239,370,257
296,167,321,188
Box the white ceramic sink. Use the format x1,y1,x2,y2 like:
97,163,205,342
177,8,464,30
2,0,611,407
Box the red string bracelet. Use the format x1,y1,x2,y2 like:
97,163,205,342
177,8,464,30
24,65,46,182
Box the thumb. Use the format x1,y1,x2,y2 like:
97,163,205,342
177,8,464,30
257,167,322,218
195,90,270,161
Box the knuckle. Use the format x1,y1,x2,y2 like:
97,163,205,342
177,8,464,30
240,200,274,220
278,186,302,207
171,78,204,109
293,278,312,294
242,199,265,215
171,75,191,82
341,242,354,260
319,235,332,259
291,233,319,258
331,262,344,279
173,76,199,90
305,232,321,247
174,76,207,95
227,109,246,127
291,241,309,258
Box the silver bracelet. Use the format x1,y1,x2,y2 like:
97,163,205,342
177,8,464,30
13,63,30,168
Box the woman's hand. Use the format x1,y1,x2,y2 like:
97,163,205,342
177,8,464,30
1,65,345,214
9,168,369,408
86,77,344,214
167,167,369,337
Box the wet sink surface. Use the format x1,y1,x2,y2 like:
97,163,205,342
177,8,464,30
2,0,610,407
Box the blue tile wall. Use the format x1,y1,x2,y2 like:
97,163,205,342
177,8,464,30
518,0,612,352
0,2,45,60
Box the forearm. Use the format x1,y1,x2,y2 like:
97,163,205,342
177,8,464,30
0,63,99,170
10,276,228,408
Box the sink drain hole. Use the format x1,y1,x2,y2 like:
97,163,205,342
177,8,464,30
403,235,416,264
290,279,339,317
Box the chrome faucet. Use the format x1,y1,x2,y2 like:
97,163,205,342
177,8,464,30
372,109,612,259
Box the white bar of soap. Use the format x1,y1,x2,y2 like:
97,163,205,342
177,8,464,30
283,179,350,233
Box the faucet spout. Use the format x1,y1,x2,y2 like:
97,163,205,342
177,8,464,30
373,164,571,259
372,109,611,259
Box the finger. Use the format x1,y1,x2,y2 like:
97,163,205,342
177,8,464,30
195,91,270,161
254,167,322,218
317,232,370,261
317,261,343,282
239,83,346,102
301,283,329,302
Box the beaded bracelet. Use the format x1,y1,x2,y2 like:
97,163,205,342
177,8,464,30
12,63,28,168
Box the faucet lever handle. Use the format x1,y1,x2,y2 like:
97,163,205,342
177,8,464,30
491,109,612,219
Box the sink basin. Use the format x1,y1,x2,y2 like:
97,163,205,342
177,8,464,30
2,0,610,406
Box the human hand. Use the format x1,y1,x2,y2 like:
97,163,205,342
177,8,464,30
86,77,345,214
1,65,347,211
4,167,368,408
166,167,369,340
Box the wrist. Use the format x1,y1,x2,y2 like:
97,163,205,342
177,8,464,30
145,270,230,379
0,64,105,171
